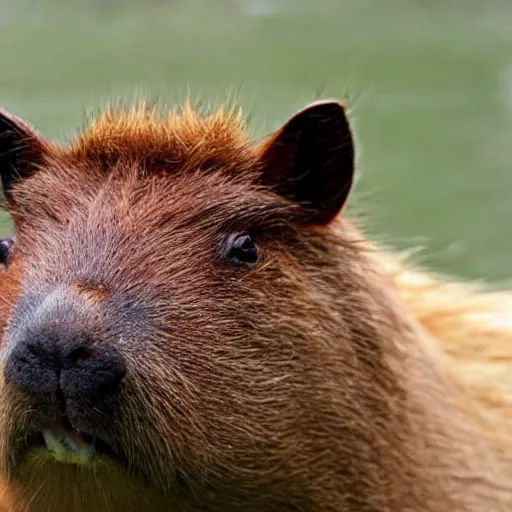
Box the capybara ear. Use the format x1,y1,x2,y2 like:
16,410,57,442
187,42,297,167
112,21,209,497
257,100,354,225
0,109,47,201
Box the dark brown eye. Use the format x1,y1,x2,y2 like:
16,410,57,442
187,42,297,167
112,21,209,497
0,236,14,267
224,233,258,265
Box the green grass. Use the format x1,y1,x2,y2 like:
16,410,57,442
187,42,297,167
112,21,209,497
1,0,511,282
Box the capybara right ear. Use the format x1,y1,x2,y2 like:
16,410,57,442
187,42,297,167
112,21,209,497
0,109,47,201
256,101,355,226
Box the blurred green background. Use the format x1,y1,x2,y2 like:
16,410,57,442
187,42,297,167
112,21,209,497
0,0,511,283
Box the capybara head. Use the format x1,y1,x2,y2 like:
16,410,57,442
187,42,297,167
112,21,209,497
0,101,468,511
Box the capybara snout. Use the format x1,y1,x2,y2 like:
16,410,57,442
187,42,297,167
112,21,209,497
3,284,126,452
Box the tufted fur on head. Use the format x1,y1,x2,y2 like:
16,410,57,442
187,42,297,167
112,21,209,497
0,99,509,512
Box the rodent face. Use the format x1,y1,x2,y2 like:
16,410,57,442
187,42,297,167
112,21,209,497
3,169,306,483
0,101,355,510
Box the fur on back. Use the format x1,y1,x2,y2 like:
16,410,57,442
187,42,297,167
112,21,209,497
378,252,512,452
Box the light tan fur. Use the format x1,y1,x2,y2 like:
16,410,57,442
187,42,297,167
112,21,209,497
379,251,512,451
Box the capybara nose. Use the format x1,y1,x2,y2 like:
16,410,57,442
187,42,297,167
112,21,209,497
4,297,126,403
5,337,126,401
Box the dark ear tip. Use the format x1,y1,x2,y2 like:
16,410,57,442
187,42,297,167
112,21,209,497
296,100,348,119
0,109,45,199
0,108,37,136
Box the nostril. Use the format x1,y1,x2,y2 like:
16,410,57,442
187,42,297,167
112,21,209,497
4,341,60,395
66,346,95,364
26,340,52,360
60,348,126,400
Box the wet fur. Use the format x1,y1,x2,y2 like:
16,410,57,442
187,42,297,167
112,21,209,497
0,101,510,511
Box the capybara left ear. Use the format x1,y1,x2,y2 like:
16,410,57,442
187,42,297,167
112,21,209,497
0,109,47,201
257,100,355,225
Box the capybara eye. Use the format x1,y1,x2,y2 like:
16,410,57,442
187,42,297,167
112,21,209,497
224,233,258,265
0,237,14,267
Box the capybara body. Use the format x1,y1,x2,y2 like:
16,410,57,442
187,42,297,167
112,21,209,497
0,100,510,512
379,251,512,452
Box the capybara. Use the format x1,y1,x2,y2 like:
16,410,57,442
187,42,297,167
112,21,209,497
0,100,510,512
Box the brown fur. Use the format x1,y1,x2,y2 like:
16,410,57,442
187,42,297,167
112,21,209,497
0,263,21,512
70,280,109,306
0,100,510,512
0,476,18,512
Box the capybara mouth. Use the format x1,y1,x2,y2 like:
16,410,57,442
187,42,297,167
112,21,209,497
26,416,116,466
